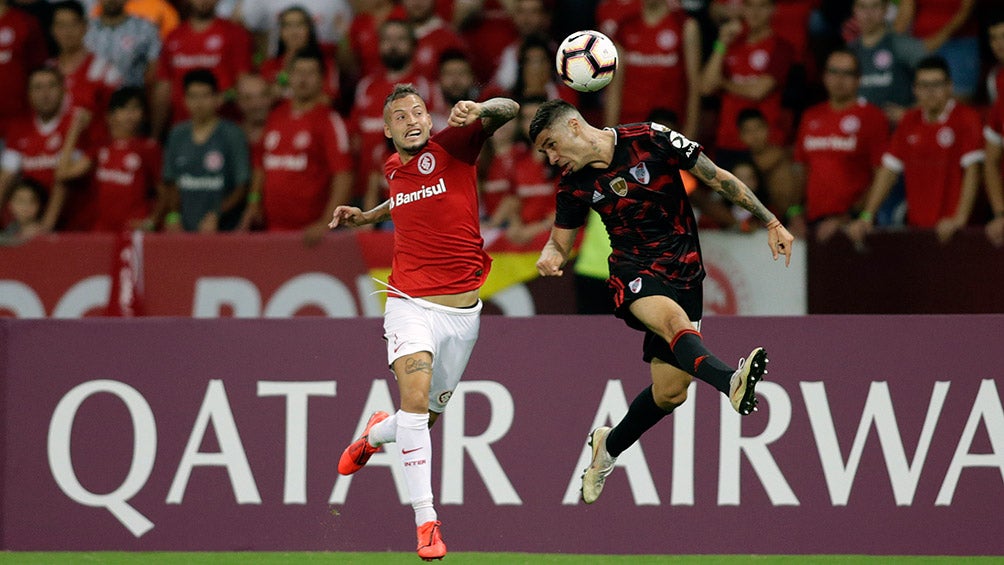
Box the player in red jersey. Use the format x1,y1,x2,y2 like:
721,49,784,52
847,55,984,245
529,98,793,504
331,84,518,561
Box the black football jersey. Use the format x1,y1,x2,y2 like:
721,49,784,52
555,122,706,287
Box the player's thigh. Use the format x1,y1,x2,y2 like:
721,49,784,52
628,295,695,341
392,351,434,412
384,298,437,411
427,301,481,413
650,357,692,408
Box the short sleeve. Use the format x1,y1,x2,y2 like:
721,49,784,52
554,188,589,229
431,120,489,165
650,123,702,170
321,112,353,173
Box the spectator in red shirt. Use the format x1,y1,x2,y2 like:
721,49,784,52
151,0,252,138
259,5,339,105
429,49,479,132
242,48,353,246
489,0,551,93
847,55,984,245
700,0,793,168
401,0,466,81
983,15,1004,246
91,86,166,232
791,49,889,242
351,19,432,207
345,0,400,81
0,67,95,232
505,97,557,246
605,0,701,138
49,0,121,121
0,0,48,133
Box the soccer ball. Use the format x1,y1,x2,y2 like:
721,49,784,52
555,30,618,92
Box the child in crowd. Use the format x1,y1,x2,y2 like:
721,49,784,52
1,179,46,244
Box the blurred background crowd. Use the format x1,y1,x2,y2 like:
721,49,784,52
2,0,1004,251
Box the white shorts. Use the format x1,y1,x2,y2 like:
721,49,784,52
383,296,482,413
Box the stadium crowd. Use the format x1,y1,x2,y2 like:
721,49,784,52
2,0,1004,248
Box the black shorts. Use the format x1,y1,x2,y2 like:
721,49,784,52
609,266,703,366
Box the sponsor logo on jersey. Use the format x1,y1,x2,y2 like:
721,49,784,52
668,131,698,158
840,115,861,134
610,177,628,196
124,153,141,171
592,190,604,203
263,153,308,171
438,390,453,405
293,131,311,149
417,152,436,174
389,177,447,209
936,126,955,148
95,167,135,185
629,277,643,294
629,162,650,185
803,135,858,152
203,150,223,172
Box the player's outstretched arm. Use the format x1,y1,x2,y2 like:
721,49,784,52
448,98,520,134
689,151,795,266
329,199,391,229
536,226,578,277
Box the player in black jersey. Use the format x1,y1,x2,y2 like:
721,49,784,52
529,99,794,504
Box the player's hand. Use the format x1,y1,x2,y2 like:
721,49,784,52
329,205,366,228
448,101,481,127
767,222,794,267
536,247,565,277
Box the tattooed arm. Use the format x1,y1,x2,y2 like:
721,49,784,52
688,151,795,266
448,98,520,134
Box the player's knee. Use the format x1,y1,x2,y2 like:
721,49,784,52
653,375,691,409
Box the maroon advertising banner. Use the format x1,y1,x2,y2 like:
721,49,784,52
2,316,1003,555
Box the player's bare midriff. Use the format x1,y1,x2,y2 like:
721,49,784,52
418,288,480,308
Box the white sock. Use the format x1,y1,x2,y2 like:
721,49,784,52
367,413,398,447
396,410,437,526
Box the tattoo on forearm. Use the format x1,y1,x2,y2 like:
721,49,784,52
480,98,519,126
691,153,773,224
404,358,432,375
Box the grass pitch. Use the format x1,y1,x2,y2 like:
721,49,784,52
0,554,992,564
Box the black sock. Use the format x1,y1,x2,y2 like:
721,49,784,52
670,330,733,395
606,386,671,458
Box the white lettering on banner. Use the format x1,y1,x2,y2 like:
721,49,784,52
719,382,799,505
440,381,521,505
562,380,660,505
330,380,409,504
53,275,110,318
193,277,261,317
802,381,949,506
257,381,337,504
167,380,262,505
47,380,157,537
671,383,697,505
193,276,360,318
0,280,45,317
937,379,1004,504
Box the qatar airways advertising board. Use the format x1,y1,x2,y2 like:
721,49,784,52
1,315,1000,554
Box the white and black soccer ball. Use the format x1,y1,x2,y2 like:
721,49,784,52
555,30,618,93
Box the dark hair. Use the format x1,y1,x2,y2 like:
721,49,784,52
383,83,424,109
379,18,416,46
290,46,328,76
512,34,554,99
11,177,48,213
51,0,86,20
985,10,1004,34
528,98,576,143
107,86,146,112
826,48,861,76
183,68,218,92
915,55,951,81
276,5,321,58
646,107,680,130
28,66,62,84
736,107,767,129
438,48,470,70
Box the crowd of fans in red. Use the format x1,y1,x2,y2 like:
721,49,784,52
2,0,1004,249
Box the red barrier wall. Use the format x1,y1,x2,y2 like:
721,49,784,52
2,316,1002,554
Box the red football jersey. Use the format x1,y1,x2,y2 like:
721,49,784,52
258,101,352,231
411,19,466,82
911,0,977,39
596,0,641,39
614,9,690,124
480,146,514,220
510,144,555,224
794,99,889,221
157,18,252,123
3,105,97,230
385,121,492,297
50,53,122,116
718,31,793,150
350,71,433,198
92,137,162,232
0,8,48,125
884,100,984,228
